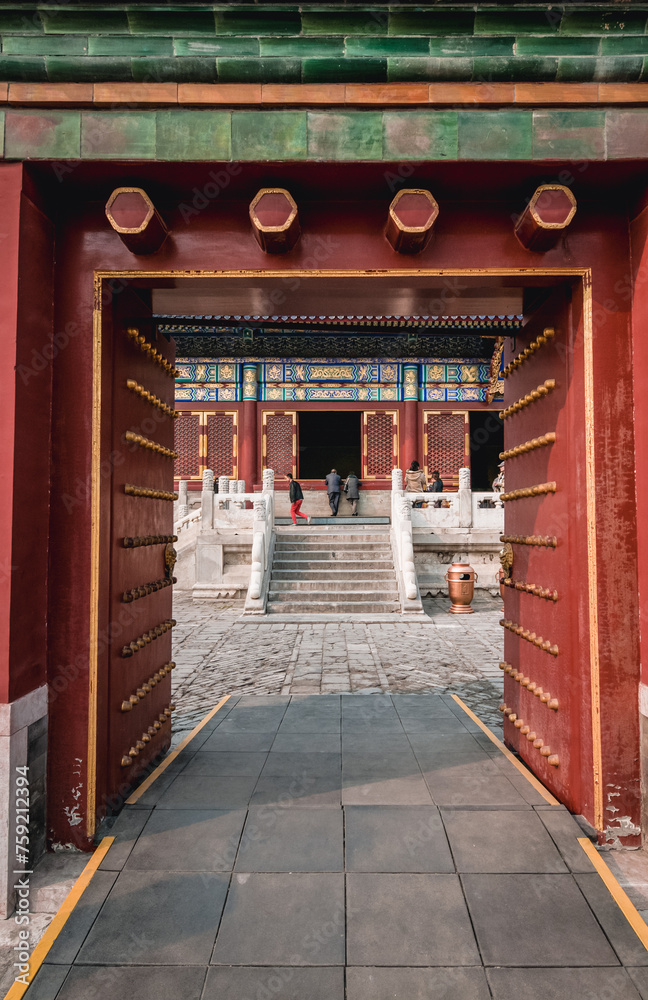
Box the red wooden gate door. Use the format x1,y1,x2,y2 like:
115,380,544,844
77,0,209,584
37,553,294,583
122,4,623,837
96,292,178,823
499,283,639,841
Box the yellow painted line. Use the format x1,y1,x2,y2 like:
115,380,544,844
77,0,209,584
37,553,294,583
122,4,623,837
126,694,231,805
450,693,560,806
3,836,115,1000
579,838,648,951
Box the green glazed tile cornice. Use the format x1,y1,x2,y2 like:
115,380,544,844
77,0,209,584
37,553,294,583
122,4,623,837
1,4,648,83
1,106,648,162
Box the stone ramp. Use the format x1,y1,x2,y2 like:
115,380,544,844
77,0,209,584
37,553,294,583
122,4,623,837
267,527,401,614
25,693,648,1000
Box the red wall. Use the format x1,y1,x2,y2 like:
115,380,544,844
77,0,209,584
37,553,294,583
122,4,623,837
0,164,54,705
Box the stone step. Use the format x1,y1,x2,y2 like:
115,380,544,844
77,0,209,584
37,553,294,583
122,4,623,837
270,580,398,594
272,559,395,571
271,569,397,582
266,599,401,614
276,532,390,542
274,546,392,557
275,516,390,525
275,539,391,549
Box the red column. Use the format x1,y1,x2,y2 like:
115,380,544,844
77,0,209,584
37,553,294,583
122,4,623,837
401,363,419,469
240,363,259,489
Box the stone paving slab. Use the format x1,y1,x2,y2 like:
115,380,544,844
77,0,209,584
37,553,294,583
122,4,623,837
22,692,648,1000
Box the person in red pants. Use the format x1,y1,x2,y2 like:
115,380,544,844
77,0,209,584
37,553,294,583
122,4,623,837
286,472,311,526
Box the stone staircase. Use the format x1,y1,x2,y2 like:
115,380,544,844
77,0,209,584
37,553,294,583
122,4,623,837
267,527,401,614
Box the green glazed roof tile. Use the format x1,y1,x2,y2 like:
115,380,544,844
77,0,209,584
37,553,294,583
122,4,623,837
127,11,216,36
3,34,88,56
307,110,383,160
0,54,47,80
383,110,458,160
260,37,344,57
40,10,130,34
458,110,533,160
5,109,80,159
156,109,231,160
214,12,301,35
388,12,475,36
174,36,259,57
302,13,388,36
133,56,217,82
218,57,301,83
428,36,515,57
232,110,307,160
533,109,605,159
89,36,173,57
303,56,387,83
388,56,473,82
81,111,156,159
46,55,132,83
345,36,430,57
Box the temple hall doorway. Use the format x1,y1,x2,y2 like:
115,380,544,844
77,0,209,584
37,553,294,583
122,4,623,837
298,409,362,480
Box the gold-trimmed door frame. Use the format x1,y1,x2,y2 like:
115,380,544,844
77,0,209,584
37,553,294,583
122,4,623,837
88,267,600,836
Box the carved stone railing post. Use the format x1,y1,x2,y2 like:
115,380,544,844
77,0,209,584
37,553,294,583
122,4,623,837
458,466,472,528
390,466,423,613
200,469,214,530
248,497,267,601
218,475,230,509
262,468,275,493
177,479,189,519
392,468,403,492
234,480,246,509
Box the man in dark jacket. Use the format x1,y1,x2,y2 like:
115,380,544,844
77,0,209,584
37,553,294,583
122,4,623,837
324,468,342,516
343,471,361,516
286,473,310,526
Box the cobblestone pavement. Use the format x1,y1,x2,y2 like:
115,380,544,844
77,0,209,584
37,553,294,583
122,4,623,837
171,594,505,745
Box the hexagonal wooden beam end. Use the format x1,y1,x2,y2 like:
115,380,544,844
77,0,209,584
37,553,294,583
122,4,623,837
386,189,439,254
249,188,300,254
515,184,577,252
105,187,169,255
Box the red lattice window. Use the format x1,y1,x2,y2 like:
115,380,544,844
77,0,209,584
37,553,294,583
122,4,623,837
425,412,465,483
365,411,395,477
206,413,236,478
264,411,295,476
174,412,201,479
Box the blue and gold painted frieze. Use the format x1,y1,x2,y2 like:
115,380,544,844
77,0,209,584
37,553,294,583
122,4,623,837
175,358,499,403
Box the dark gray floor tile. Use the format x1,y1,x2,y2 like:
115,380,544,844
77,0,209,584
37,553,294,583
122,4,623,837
203,966,344,999
399,716,473,734
442,809,568,873
236,695,291,706
342,734,413,754
629,968,648,999
212,873,345,965
272,732,341,753
347,967,490,999
342,751,420,781
347,873,479,966
488,967,642,1000
414,746,492,770
575,873,648,966
251,774,341,808
125,808,246,871
345,806,454,873
236,808,343,872
18,964,70,1000
55,965,207,999
490,754,557,806
159,750,195,774
77,871,229,964
261,752,341,778
200,732,276,753
155,775,258,809
421,758,528,808
342,775,433,806
462,873,620,966
181,752,267,778
341,720,405,734
99,808,152,871
278,716,341,734
408,733,485,755
129,770,177,808
47,871,118,964
217,716,284,734
536,807,598,872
